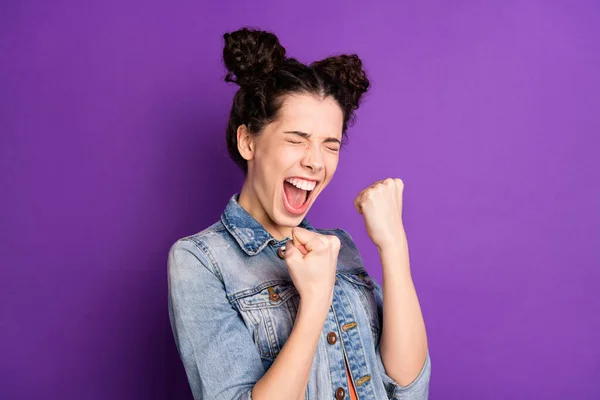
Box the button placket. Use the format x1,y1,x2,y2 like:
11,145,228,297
330,272,377,399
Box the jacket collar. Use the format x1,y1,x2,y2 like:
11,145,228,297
221,193,315,256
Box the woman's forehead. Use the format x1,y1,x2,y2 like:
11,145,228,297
276,94,343,134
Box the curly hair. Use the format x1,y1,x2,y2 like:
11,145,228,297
222,27,370,174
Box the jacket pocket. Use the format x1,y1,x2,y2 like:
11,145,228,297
234,281,300,359
338,271,381,337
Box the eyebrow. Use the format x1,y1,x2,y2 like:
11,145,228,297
283,130,341,145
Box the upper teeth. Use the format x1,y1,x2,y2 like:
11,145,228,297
286,178,317,191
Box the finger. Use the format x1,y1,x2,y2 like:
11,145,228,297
293,239,309,256
291,231,309,255
355,191,369,215
394,178,404,215
394,178,404,195
304,235,329,253
364,180,384,192
284,240,302,262
355,182,374,200
357,187,371,209
354,185,372,214
328,235,341,252
291,226,318,246
354,195,363,214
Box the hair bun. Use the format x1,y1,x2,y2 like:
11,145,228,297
311,54,370,111
222,28,286,86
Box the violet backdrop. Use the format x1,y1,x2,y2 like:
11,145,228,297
1,0,599,399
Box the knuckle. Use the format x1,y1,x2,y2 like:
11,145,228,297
310,237,328,251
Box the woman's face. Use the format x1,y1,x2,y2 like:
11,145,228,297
240,93,344,230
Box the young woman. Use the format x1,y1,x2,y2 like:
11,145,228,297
168,27,431,400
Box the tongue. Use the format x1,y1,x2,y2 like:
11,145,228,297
284,181,308,209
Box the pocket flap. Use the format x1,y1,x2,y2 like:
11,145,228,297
236,281,298,310
337,270,376,290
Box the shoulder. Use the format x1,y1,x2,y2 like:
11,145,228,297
167,220,229,278
171,220,227,248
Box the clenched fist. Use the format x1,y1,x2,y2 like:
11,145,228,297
284,227,340,310
354,177,406,250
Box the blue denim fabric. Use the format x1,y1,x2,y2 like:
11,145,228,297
168,194,431,399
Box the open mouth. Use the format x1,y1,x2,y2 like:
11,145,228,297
282,177,319,214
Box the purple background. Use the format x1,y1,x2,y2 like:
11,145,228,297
2,1,599,399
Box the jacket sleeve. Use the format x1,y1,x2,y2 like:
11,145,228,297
167,239,266,400
372,280,431,400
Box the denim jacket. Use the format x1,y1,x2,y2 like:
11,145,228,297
168,194,431,399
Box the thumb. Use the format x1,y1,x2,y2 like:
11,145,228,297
291,226,317,247
284,240,302,263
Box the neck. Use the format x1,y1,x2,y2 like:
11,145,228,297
238,180,293,241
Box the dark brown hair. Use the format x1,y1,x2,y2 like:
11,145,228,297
222,27,370,174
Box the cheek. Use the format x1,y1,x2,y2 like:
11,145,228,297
324,156,340,180
280,147,305,166
328,152,340,169
256,143,285,168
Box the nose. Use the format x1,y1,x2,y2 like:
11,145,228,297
301,145,324,172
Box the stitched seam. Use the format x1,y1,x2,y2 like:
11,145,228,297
230,280,296,303
185,238,224,282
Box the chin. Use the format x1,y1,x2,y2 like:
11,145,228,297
272,205,307,228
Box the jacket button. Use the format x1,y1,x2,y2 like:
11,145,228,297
277,246,286,259
267,287,280,301
335,387,345,399
327,332,337,345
